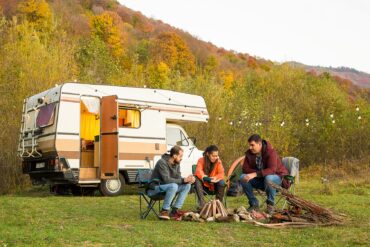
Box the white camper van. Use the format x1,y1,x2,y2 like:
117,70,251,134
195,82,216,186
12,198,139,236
19,83,209,196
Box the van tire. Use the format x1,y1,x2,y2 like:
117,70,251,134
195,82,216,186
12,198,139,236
99,173,125,196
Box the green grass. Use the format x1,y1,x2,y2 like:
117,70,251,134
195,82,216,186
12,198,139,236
0,177,369,247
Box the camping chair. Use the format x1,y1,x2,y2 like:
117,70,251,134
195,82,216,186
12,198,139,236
276,157,299,209
137,169,166,219
225,156,300,210
192,164,228,207
225,156,245,206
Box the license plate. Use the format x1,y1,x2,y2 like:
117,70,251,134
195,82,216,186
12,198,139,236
36,162,45,169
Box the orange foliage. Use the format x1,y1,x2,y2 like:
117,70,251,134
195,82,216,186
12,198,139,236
247,56,258,69
151,32,195,75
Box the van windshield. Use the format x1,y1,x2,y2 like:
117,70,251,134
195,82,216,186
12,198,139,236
166,127,189,146
36,103,56,128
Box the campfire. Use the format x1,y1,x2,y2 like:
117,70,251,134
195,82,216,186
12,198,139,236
181,183,345,228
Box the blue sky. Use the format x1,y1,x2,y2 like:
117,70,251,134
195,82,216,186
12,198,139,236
119,0,370,73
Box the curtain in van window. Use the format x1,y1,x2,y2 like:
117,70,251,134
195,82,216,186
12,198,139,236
127,110,140,128
36,103,56,128
119,108,140,128
80,103,100,140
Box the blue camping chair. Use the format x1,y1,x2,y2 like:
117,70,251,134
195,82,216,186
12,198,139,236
137,169,166,219
137,169,179,219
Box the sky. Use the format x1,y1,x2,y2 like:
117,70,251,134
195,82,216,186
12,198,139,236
119,0,370,74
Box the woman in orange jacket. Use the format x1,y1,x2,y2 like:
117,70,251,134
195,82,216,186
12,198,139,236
194,145,225,208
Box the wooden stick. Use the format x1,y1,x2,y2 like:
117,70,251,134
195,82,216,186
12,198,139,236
200,203,210,219
204,203,212,218
217,200,228,217
212,200,217,217
252,221,321,229
199,203,207,216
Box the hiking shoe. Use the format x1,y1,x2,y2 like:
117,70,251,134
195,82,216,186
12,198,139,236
170,211,183,221
158,210,170,220
247,205,260,212
170,209,186,218
266,204,275,215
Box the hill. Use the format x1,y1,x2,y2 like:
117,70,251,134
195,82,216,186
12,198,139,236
0,0,369,194
289,62,370,88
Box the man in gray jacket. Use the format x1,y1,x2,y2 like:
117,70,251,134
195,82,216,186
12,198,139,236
149,145,195,220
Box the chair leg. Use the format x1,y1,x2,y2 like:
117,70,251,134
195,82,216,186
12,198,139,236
140,194,161,219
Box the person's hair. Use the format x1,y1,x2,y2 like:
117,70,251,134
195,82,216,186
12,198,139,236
203,145,219,156
203,145,219,175
170,145,183,157
248,134,262,143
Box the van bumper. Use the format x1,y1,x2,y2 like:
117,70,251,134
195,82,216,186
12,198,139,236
26,170,77,185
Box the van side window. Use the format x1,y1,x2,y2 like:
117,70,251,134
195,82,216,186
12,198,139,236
166,127,189,146
36,103,56,128
118,108,141,128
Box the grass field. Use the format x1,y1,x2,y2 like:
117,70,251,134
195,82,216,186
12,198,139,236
0,170,369,247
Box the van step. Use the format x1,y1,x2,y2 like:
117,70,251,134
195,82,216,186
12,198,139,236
79,179,100,184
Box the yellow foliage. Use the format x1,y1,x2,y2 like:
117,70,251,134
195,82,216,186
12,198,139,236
148,61,170,88
18,0,52,32
220,70,234,90
90,11,124,58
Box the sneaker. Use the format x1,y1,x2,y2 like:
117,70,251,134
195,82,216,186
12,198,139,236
158,210,170,220
170,209,186,219
266,204,275,215
247,205,260,212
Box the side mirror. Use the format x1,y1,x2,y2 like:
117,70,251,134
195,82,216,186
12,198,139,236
188,137,197,145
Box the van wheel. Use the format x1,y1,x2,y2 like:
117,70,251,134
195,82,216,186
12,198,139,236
99,173,125,196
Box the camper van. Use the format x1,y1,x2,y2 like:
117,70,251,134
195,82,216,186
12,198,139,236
19,83,209,196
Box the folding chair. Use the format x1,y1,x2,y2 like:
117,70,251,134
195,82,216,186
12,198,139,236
192,164,227,207
255,156,300,209
225,156,245,206
277,157,299,209
136,169,166,219
225,156,299,210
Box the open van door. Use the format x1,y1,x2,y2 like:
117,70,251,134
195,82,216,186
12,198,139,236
100,95,119,179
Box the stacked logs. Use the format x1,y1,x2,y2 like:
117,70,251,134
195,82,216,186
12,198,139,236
182,200,255,223
199,199,228,221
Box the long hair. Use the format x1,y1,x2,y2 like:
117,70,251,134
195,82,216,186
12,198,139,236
203,145,219,175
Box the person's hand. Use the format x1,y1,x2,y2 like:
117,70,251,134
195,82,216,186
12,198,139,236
184,175,195,184
211,177,221,183
242,173,257,182
188,175,195,184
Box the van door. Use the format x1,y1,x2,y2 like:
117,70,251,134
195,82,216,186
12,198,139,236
166,125,194,177
100,95,119,179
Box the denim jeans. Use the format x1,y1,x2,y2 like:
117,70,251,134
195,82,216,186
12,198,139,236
147,183,191,211
240,174,282,206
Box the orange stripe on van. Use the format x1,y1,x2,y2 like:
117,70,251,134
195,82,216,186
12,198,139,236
118,142,167,153
58,151,80,159
119,153,156,160
55,139,80,151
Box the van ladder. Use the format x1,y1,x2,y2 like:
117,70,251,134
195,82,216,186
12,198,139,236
18,99,42,158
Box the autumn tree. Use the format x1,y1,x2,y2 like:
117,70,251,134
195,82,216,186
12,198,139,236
90,11,125,58
17,0,52,33
150,32,196,75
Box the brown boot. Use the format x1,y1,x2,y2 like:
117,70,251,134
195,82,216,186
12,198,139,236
158,210,170,220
